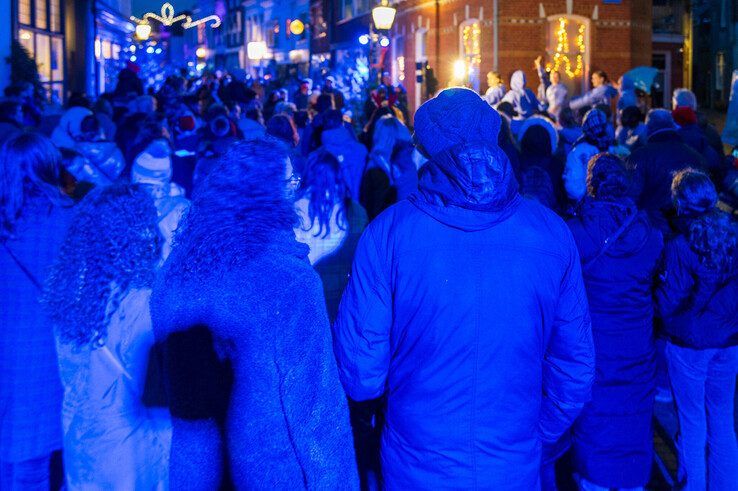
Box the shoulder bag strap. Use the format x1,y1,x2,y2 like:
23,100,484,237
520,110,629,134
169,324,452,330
583,211,638,272
2,241,43,290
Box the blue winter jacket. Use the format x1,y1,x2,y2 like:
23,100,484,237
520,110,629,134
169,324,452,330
656,216,738,349
333,141,595,489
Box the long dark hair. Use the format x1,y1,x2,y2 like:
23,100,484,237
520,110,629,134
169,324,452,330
44,185,160,347
0,132,69,239
672,169,738,271
297,148,350,238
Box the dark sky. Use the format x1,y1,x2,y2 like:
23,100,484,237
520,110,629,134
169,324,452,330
130,0,211,17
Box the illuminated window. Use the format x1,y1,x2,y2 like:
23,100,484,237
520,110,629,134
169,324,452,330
51,37,63,82
35,0,47,29
36,33,51,82
50,0,61,32
19,0,31,24
16,0,66,101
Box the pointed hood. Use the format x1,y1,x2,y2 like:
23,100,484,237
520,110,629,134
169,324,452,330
410,87,520,231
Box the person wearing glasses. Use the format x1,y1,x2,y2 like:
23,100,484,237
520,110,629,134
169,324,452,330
151,137,358,489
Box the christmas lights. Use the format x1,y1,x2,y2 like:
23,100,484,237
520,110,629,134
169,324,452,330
547,17,585,79
131,3,221,30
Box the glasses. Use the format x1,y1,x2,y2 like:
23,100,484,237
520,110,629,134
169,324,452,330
285,173,302,189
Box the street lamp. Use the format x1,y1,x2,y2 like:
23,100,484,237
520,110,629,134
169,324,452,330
372,0,396,31
135,22,152,41
367,1,396,86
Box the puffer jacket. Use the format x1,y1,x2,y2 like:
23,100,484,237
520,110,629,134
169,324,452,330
333,140,595,489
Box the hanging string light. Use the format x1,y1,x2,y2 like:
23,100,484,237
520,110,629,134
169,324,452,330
131,3,221,30
547,17,585,79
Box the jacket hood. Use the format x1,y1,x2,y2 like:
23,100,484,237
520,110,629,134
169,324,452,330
321,126,353,147
409,141,521,231
510,70,527,92
577,198,653,258
519,116,558,155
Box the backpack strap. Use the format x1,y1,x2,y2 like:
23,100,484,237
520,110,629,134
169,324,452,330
583,211,638,272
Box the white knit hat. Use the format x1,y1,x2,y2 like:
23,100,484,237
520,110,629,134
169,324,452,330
131,151,172,186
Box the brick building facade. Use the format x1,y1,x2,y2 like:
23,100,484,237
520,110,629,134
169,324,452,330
385,0,652,117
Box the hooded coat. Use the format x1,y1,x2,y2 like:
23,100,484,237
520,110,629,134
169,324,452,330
151,157,358,489
321,126,368,202
566,198,663,488
501,71,543,119
333,88,594,490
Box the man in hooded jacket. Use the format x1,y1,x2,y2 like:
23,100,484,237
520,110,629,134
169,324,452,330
333,88,595,489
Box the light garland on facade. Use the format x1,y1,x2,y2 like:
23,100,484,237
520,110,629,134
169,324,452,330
462,22,481,67
547,17,585,79
131,3,221,30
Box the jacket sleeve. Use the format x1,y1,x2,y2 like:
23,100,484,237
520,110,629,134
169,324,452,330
159,326,231,490
655,238,694,318
539,233,595,443
276,271,359,489
332,226,392,401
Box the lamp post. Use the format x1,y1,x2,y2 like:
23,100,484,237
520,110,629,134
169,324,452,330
368,0,396,86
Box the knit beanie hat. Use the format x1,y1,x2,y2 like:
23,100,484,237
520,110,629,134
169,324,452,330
580,108,611,151
413,87,500,158
131,140,172,186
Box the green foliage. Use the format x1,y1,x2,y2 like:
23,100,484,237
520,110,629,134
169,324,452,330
5,40,43,97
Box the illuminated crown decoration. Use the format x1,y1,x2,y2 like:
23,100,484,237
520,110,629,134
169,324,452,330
131,2,221,29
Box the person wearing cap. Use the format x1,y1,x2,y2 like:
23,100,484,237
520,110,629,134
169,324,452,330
563,108,614,212
627,108,707,234
333,87,594,489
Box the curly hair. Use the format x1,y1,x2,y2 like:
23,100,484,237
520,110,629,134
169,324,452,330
587,153,631,199
672,169,737,271
44,184,160,347
170,137,296,275
297,148,350,238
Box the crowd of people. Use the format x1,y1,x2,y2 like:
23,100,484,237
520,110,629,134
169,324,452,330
1,57,737,491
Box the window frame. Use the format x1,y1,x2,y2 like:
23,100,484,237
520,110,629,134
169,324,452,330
15,0,66,101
